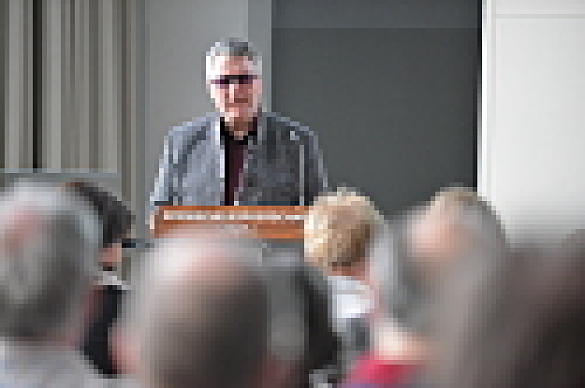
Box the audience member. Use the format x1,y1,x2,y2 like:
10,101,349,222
304,187,383,281
343,186,508,387
122,230,273,388
433,229,585,388
0,180,105,387
304,187,385,371
407,186,507,278
65,180,135,377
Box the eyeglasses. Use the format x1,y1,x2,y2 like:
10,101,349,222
209,74,257,87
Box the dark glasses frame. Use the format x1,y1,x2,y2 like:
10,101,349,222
209,74,258,87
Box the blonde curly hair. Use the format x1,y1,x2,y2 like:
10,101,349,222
304,187,383,272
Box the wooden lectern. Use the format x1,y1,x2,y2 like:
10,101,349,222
151,206,308,240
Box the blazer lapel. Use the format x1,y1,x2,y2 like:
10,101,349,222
237,111,269,205
179,115,224,206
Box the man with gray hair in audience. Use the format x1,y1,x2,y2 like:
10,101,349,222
120,228,341,388
123,230,272,388
0,180,106,387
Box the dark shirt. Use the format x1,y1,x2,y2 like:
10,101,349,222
81,284,127,377
219,118,258,205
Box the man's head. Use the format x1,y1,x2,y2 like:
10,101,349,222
64,180,135,268
0,180,101,342
407,186,507,278
127,231,269,388
206,38,263,125
370,186,507,335
304,187,384,280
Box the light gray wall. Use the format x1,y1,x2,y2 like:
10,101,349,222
0,0,5,166
481,0,585,241
272,0,479,219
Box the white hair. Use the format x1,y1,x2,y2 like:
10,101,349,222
0,180,101,340
205,37,262,80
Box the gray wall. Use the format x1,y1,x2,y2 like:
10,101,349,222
272,0,479,219
0,1,5,167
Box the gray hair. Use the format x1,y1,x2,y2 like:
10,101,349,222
129,235,269,388
206,37,262,79
0,180,101,340
430,186,507,256
370,186,508,335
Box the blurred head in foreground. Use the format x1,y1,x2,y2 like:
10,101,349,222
434,229,585,388
0,180,101,343
126,228,271,388
359,187,507,380
407,186,507,283
304,187,384,281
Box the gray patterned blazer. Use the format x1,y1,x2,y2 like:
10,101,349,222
149,111,329,213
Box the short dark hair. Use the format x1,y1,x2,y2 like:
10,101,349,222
65,181,134,249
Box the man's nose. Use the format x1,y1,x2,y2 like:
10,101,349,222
227,83,246,99
224,82,238,99
228,82,238,94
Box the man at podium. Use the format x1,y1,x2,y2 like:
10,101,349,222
149,38,328,218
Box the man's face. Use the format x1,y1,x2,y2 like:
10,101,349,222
207,55,262,124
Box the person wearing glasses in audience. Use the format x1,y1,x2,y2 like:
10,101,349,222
149,37,328,225
64,180,134,378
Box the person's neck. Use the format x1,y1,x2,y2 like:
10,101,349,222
224,118,256,141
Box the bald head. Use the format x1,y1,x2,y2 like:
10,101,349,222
130,233,269,388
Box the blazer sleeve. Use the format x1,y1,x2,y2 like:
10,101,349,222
148,132,177,216
302,130,329,205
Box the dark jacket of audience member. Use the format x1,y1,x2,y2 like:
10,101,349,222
261,250,342,387
65,180,134,377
